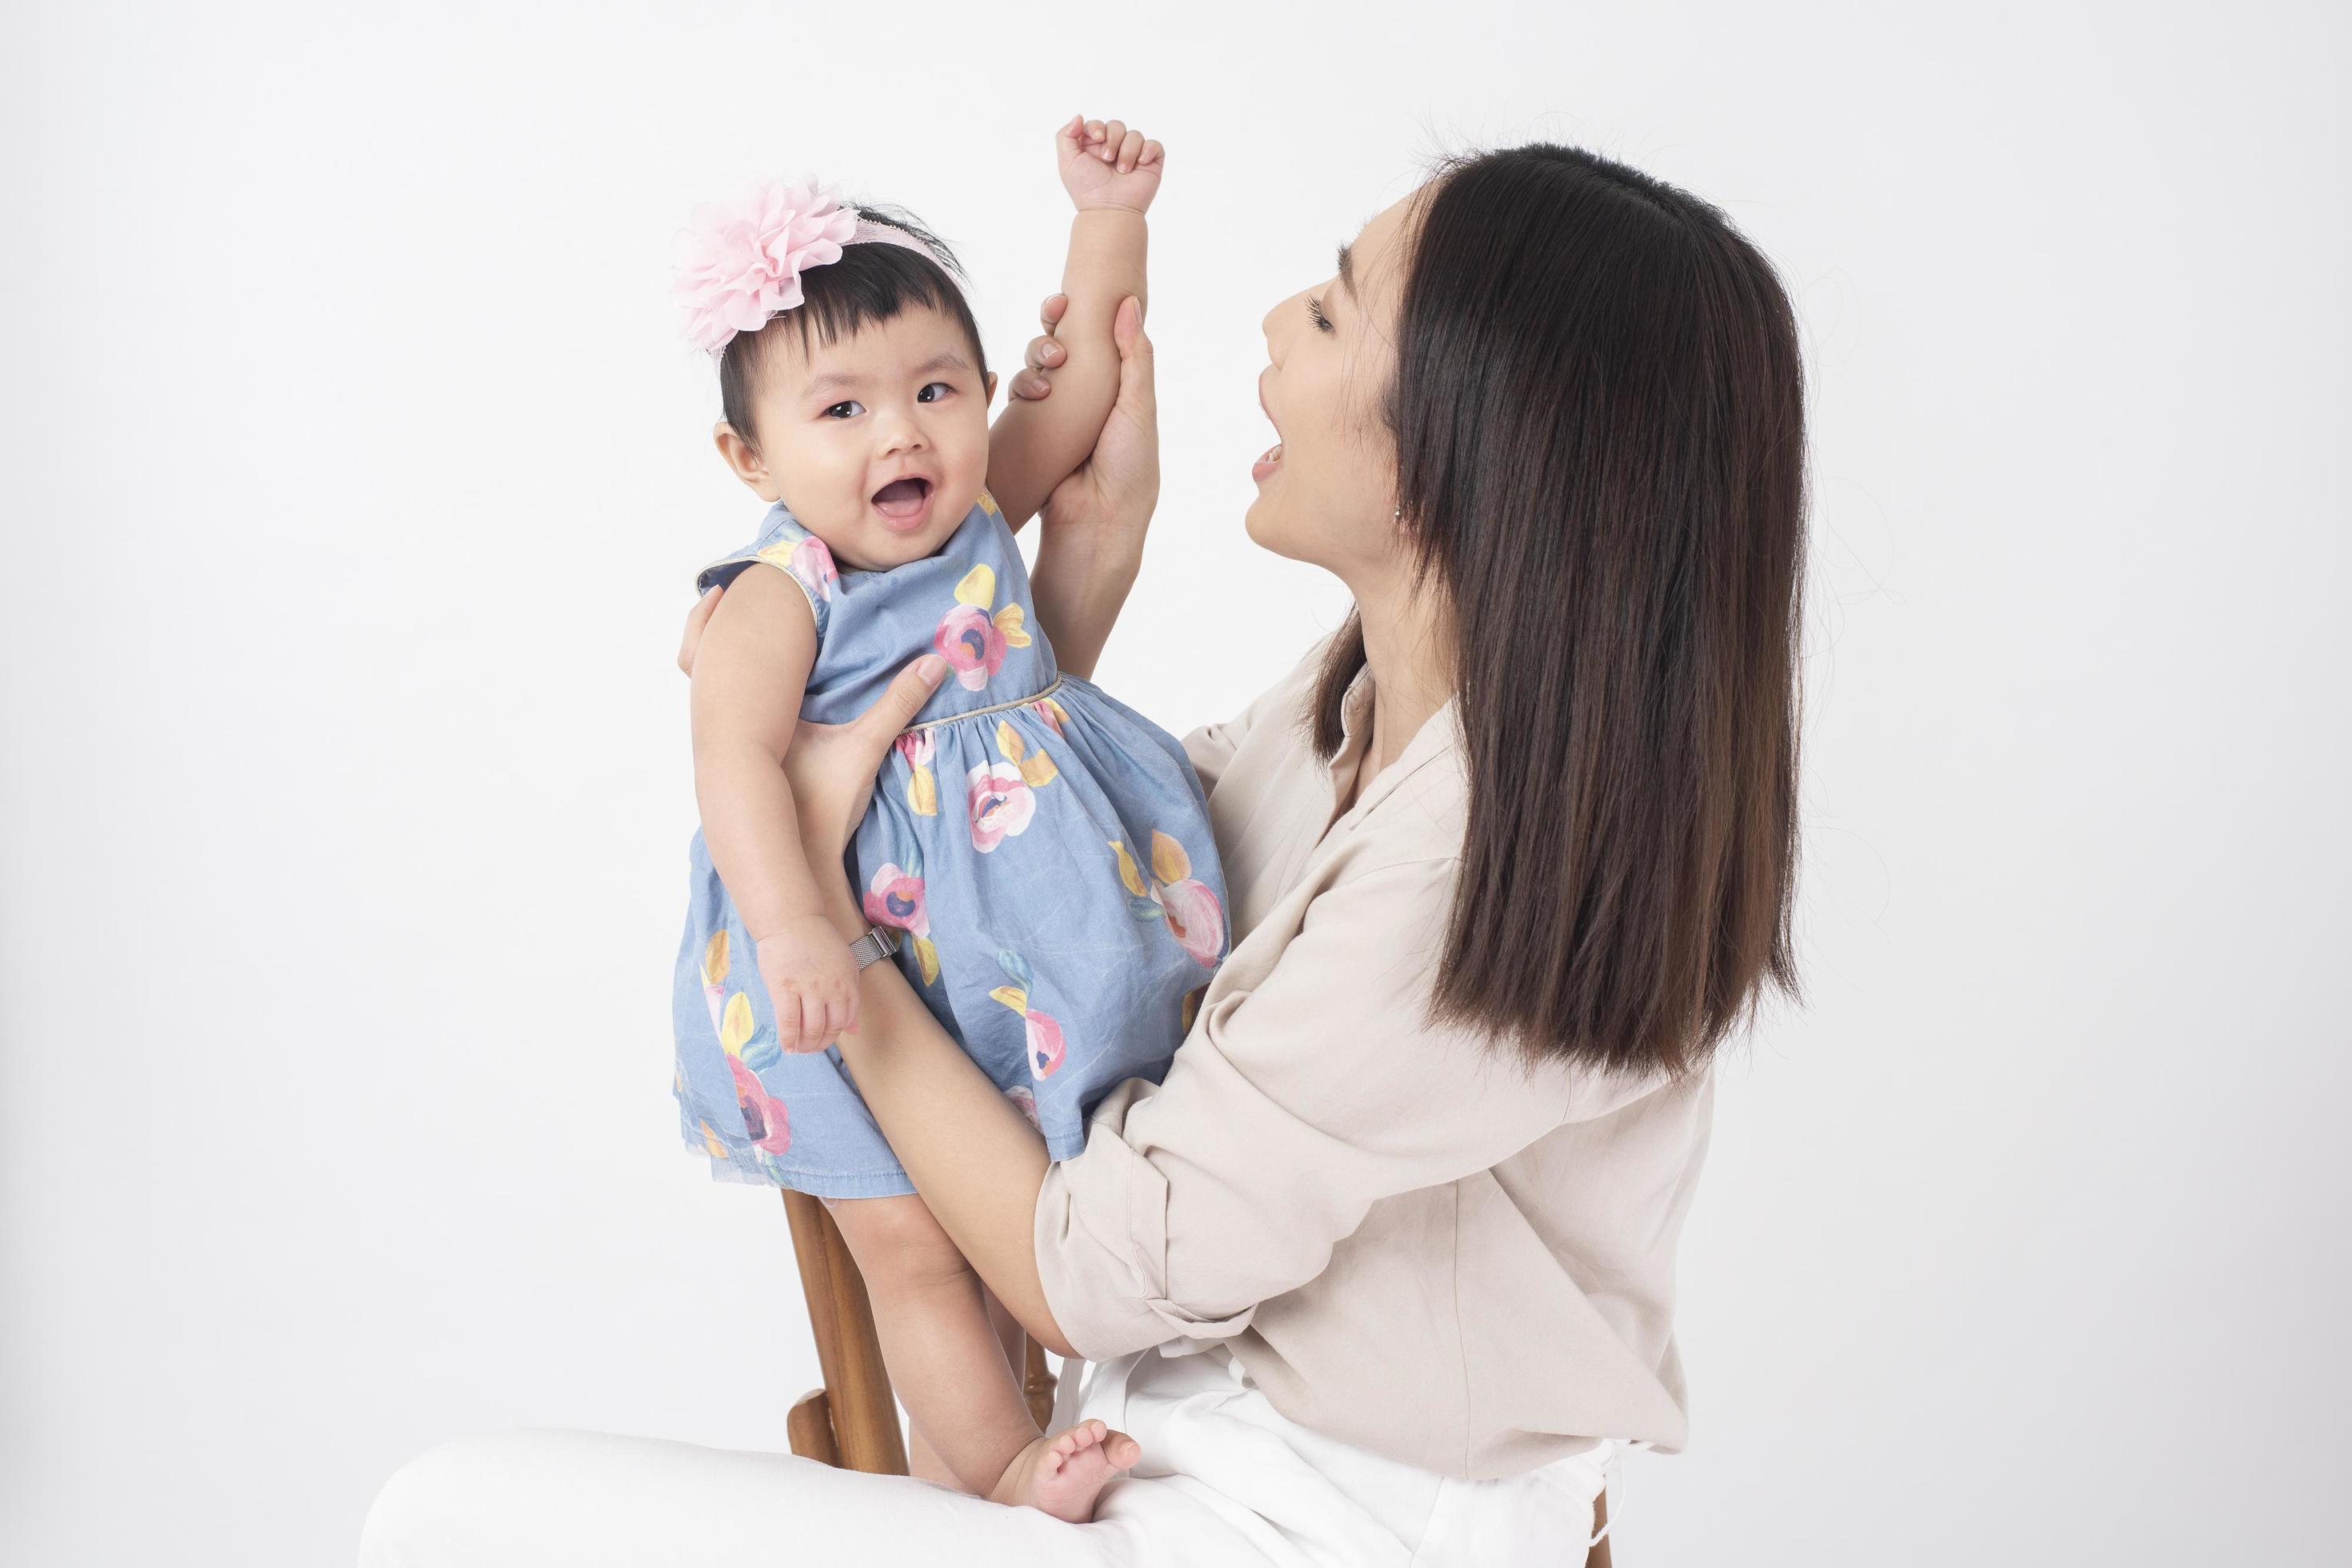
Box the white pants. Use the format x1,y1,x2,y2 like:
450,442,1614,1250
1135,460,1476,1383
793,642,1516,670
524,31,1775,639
358,1343,1616,1566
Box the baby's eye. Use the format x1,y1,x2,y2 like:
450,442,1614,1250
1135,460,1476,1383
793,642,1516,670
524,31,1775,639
916,381,953,403
1306,295,1334,334
823,400,865,419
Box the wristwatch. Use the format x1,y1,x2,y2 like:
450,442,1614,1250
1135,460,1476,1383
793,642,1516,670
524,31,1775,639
847,925,900,970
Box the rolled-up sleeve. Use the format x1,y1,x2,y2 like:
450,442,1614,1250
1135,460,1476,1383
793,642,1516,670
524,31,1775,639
1032,854,1590,1362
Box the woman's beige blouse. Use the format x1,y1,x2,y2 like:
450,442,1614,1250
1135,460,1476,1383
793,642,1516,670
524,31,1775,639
1033,633,1715,1481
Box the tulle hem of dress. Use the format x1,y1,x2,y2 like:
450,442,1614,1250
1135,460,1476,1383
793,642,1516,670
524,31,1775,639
674,1110,1088,1198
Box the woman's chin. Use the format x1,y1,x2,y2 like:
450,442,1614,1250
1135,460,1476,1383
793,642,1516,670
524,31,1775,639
1241,498,1301,562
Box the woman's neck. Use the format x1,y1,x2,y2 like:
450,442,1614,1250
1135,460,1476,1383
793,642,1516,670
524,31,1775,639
1347,569,1456,790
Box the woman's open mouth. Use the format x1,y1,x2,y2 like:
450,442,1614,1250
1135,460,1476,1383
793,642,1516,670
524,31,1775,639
870,476,934,532
1254,370,1283,483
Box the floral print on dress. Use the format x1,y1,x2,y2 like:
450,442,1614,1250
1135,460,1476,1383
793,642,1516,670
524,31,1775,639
968,718,1060,853
988,948,1066,1080
934,562,1032,691
897,728,939,817
754,530,838,640
861,817,941,986
717,983,791,1155
1111,830,1228,966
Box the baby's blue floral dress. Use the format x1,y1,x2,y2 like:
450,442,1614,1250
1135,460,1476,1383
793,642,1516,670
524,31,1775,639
672,490,1230,1197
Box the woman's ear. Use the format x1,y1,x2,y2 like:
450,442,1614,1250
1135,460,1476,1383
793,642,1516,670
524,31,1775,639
713,421,782,502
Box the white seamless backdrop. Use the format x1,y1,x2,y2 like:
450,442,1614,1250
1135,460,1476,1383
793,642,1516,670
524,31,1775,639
3,3,2346,1563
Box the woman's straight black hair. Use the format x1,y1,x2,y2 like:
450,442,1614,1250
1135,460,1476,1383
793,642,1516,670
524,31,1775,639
1309,142,1810,1078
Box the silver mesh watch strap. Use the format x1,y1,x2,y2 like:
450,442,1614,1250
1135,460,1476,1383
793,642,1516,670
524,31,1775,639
847,925,899,970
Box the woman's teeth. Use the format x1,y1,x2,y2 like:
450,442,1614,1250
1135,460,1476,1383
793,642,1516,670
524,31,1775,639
1251,442,1283,482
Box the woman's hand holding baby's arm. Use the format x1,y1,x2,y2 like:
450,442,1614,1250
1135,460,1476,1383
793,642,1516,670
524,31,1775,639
1023,293,1158,682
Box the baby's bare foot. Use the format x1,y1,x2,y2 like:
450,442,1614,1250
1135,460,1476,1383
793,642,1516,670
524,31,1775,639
988,1418,1141,1522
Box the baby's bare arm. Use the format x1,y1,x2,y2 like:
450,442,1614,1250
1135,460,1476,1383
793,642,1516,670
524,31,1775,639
689,567,826,942
986,117,1162,530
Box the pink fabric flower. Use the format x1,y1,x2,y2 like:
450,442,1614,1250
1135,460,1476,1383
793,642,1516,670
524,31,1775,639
672,176,862,354
966,760,1036,852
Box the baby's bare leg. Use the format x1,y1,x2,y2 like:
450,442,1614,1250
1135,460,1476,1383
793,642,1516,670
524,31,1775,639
910,1288,1027,1488
820,1192,1036,1497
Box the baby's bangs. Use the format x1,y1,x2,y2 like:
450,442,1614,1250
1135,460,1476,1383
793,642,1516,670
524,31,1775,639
783,246,968,353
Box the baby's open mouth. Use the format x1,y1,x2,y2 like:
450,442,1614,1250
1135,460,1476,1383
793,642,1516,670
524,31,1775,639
872,476,932,521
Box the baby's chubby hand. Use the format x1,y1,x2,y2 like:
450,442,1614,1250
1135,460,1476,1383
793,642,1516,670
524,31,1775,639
754,914,861,1053
1057,114,1164,214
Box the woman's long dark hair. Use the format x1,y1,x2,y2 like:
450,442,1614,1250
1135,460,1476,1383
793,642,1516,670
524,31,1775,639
1312,143,1808,1078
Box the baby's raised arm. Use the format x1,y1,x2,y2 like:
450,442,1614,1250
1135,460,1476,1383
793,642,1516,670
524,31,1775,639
985,116,1162,530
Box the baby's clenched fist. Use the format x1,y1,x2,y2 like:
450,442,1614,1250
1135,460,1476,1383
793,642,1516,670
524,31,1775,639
754,917,860,1053
1057,114,1165,214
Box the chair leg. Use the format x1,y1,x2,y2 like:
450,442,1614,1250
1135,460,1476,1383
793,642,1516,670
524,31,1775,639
779,1189,910,1474
785,1389,838,1466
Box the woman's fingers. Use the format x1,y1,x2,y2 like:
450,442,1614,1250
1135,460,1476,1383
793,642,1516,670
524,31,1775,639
678,585,722,677
1040,292,1067,331
1112,296,1154,420
1026,333,1063,372
1010,366,1052,402
862,654,949,743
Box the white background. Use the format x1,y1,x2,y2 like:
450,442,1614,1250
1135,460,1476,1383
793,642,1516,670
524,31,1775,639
5,2,2346,1562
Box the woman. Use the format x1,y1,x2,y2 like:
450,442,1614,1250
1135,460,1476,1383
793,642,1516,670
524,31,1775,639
360,141,1806,1565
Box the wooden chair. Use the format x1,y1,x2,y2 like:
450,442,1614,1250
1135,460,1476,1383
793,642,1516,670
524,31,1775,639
775,1189,1612,1564
778,1190,1054,1472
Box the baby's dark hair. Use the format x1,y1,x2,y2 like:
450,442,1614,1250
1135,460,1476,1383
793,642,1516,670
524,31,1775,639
718,202,990,454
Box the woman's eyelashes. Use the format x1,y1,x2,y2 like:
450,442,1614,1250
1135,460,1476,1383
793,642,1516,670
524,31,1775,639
1306,294,1334,333
821,382,955,420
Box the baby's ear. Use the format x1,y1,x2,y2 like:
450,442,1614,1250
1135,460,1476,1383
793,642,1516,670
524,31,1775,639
714,421,782,502
984,370,999,406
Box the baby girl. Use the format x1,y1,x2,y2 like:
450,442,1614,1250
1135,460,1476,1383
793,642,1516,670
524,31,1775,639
667,118,1227,1521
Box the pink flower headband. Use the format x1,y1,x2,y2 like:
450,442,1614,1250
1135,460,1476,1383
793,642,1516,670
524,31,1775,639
670,175,945,356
